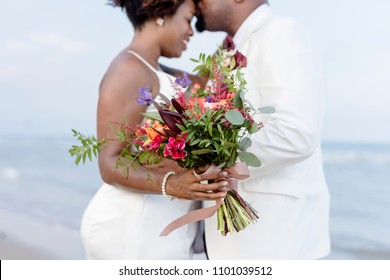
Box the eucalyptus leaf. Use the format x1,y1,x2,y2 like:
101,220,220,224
239,89,246,99
225,110,245,125
239,137,252,151
238,151,261,167
258,106,275,114
248,123,259,134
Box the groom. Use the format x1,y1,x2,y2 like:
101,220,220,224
195,0,331,259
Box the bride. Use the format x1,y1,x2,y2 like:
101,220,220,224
80,0,228,260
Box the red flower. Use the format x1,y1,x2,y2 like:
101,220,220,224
222,35,247,69
233,51,247,68
145,135,164,152
222,36,235,51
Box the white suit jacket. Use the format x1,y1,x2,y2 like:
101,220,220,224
205,4,331,259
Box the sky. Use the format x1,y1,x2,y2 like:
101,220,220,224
0,0,389,143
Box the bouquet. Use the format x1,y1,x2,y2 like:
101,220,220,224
70,41,273,235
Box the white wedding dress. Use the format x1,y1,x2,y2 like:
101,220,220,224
80,51,200,259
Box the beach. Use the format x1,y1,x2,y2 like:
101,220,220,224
0,208,210,260
0,209,85,260
1,136,390,260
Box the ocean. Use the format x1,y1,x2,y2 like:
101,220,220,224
0,135,389,259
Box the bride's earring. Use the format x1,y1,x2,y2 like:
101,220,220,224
156,17,164,26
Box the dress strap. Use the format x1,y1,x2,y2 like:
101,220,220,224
127,50,158,74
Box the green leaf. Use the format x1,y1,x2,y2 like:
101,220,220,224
229,57,236,70
238,151,261,167
225,110,245,125
75,155,81,165
69,129,106,165
192,65,205,73
258,106,275,114
191,149,212,155
223,149,231,157
199,139,211,146
248,123,259,134
233,91,243,109
87,148,92,161
187,130,196,142
82,152,87,164
217,124,223,135
142,112,163,122
239,137,252,151
208,123,213,136
227,155,236,167
224,142,237,148
190,138,201,146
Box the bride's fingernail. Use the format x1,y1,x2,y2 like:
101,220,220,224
222,181,228,187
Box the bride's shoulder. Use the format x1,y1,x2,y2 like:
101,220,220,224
99,52,159,101
103,53,156,86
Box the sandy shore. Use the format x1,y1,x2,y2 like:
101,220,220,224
0,208,209,260
0,209,85,260
0,238,50,260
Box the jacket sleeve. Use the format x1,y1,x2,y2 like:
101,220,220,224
244,18,325,178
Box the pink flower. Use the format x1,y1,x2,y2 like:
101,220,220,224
163,136,187,160
144,135,164,152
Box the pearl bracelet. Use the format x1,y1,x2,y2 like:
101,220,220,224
161,171,176,200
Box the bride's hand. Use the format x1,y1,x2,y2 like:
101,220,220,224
143,158,185,174
166,166,229,201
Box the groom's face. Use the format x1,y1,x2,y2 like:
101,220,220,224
195,0,227,33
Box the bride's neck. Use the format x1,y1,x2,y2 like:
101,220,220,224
129,32,161,68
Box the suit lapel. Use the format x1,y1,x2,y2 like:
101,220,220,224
234,4,273,54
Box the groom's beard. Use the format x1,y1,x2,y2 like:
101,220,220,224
195,13,206,33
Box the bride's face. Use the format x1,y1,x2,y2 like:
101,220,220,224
161,0,195,58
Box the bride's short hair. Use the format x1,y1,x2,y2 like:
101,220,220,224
108,0,187,29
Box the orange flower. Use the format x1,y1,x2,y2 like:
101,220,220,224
143,122,166,146
188,97,205,112
219,100,228,107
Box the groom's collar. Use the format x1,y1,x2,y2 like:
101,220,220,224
233,3,272,47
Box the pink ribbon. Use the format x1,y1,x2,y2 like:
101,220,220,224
160,162,250,236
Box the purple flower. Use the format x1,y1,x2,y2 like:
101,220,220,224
175,72,192,88
205,96,213,103
136,87,153,106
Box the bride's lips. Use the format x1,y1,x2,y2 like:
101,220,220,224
182,38,189,50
